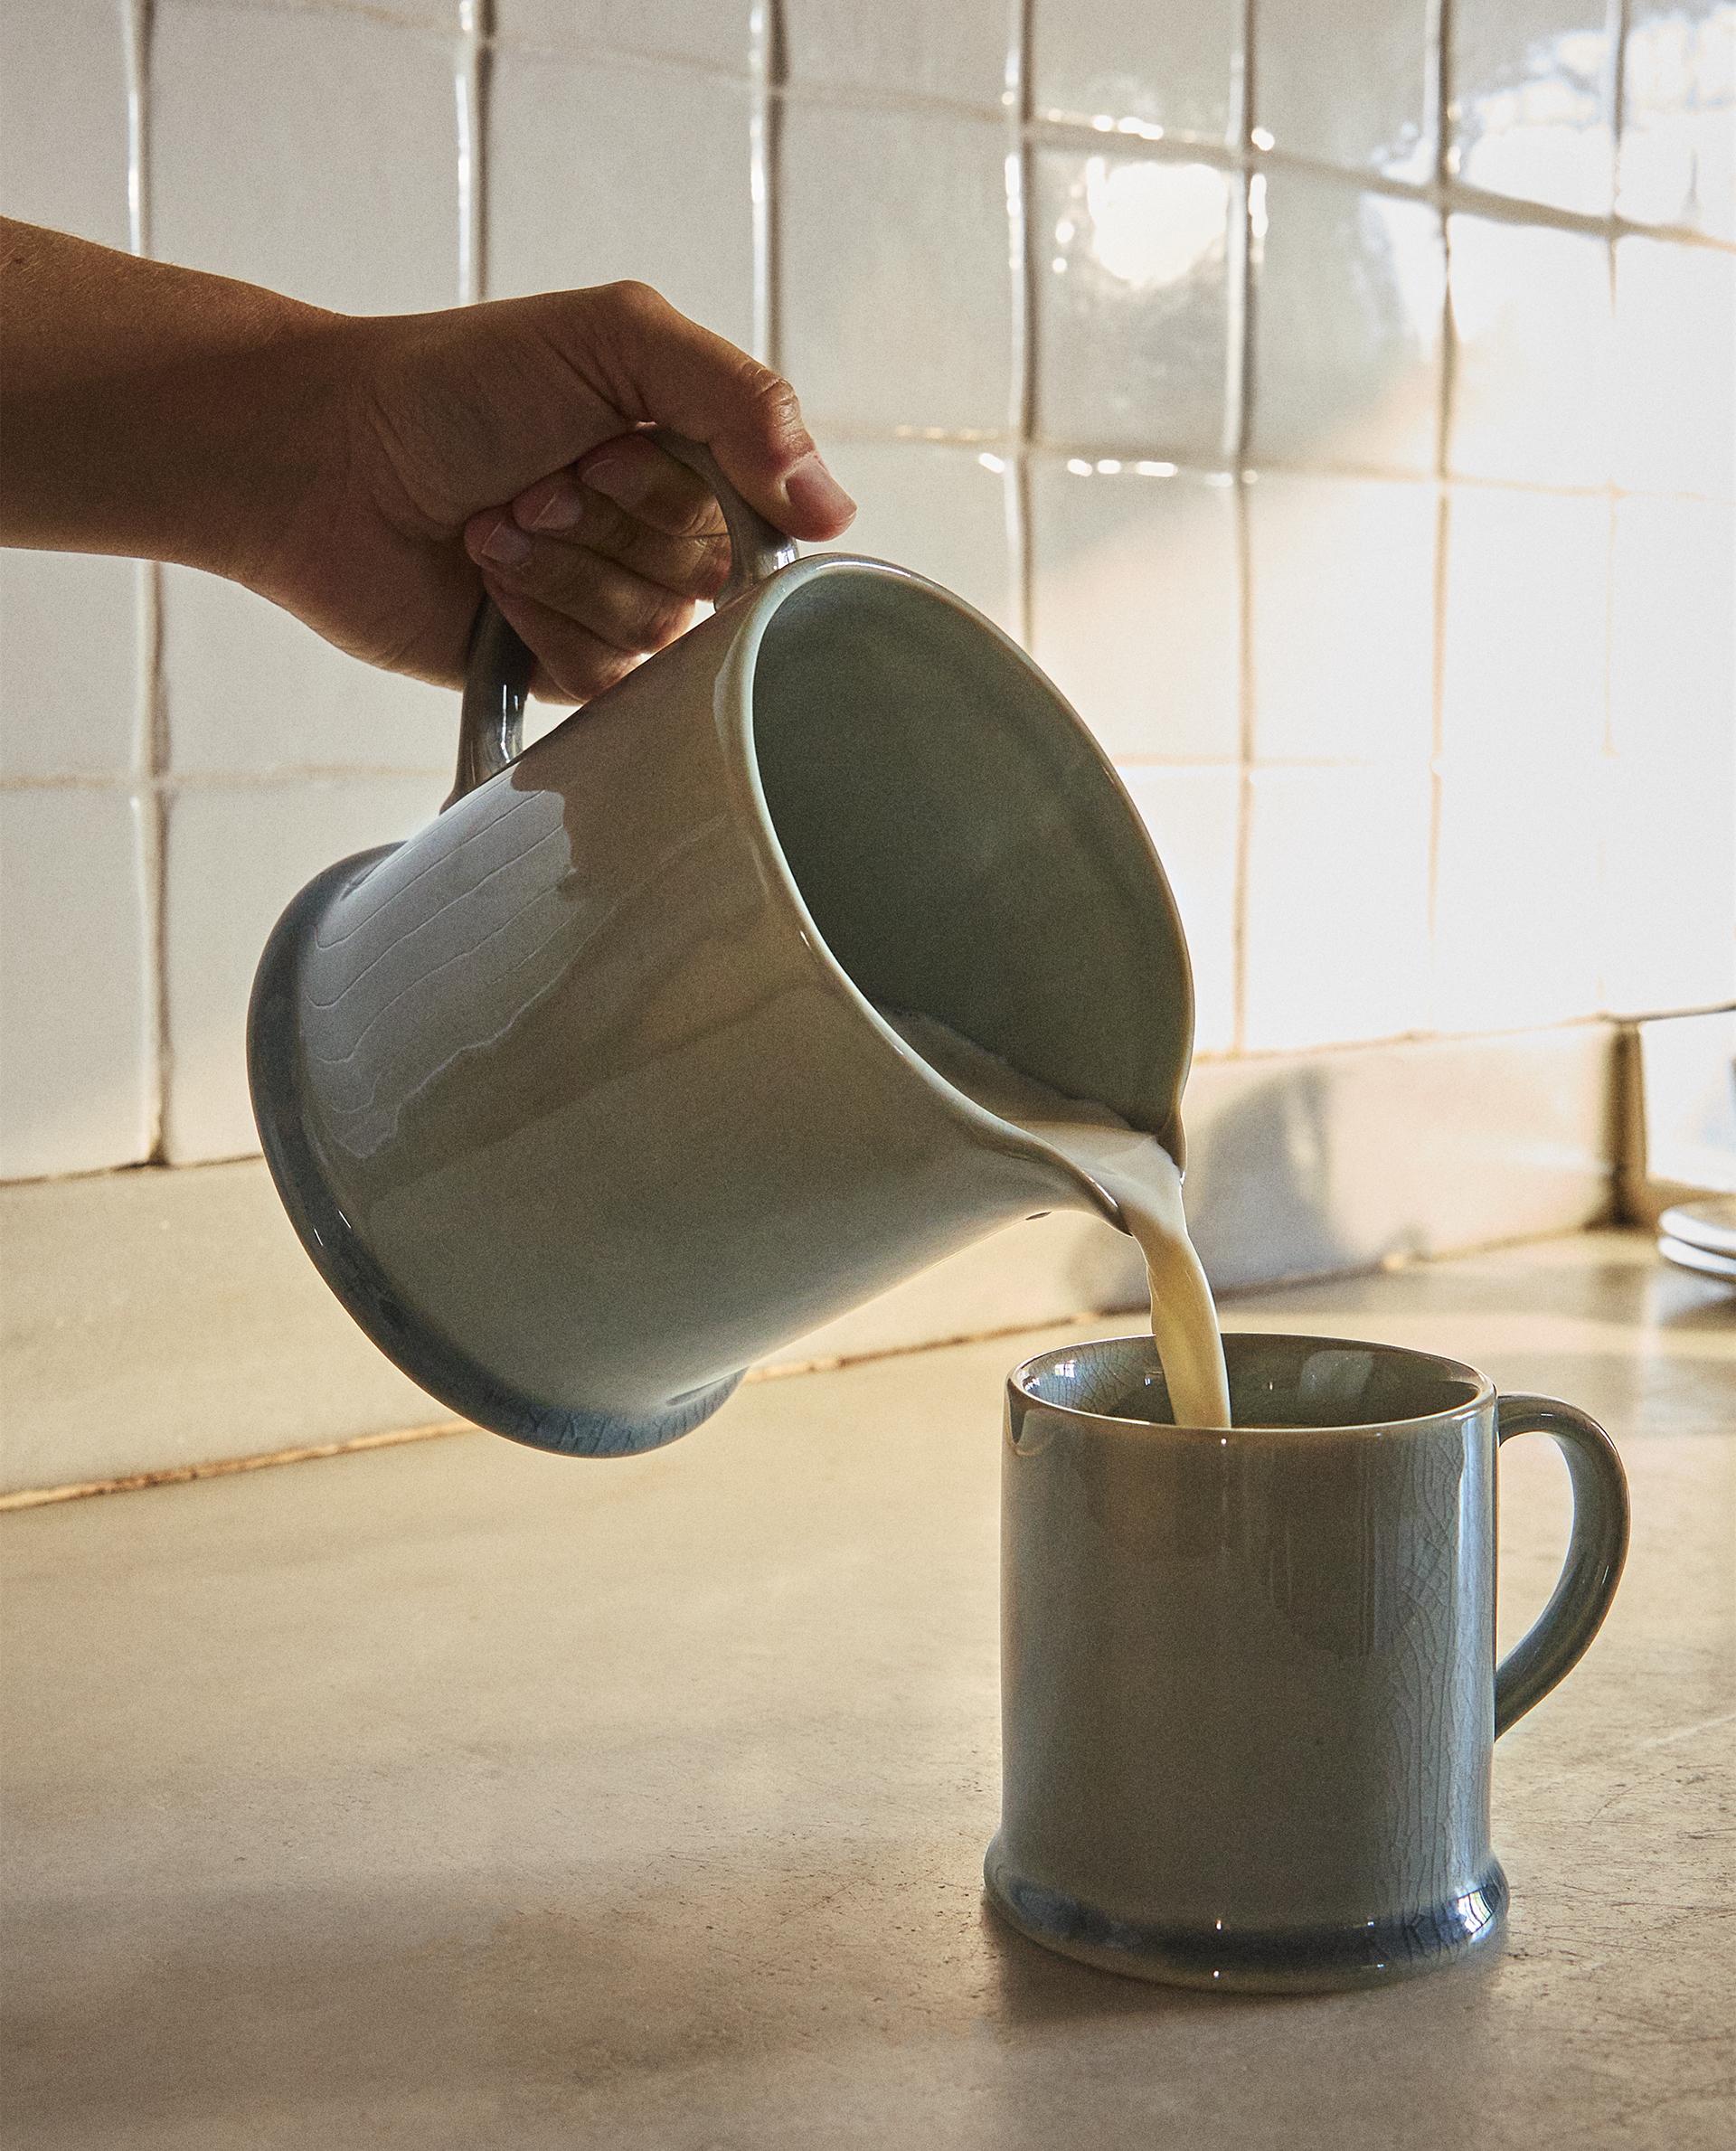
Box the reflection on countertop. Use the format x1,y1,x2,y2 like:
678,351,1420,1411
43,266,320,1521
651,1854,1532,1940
1,1228,1731,2151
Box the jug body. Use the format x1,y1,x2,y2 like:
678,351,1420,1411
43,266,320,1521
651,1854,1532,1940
251,545,1194,1456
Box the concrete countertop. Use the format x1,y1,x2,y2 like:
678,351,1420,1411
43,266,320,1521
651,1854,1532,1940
3,1231,1731,2149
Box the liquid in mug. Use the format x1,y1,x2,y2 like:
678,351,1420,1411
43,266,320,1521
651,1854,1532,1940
880,1010,1232,1430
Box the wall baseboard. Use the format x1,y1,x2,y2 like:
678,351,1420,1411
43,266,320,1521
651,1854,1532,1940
0,1023,1616,1497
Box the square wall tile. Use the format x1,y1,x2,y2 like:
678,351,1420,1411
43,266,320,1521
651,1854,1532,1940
1609,496,1736,761
486,52,754,348
161,571,452,777
780,103,1014,435
1030,459,1240,761
1615,239,1736,500
1242,765,1433,1050
1599,751,1736,1014
1252,0,1434,182
495,1,753,71
1433,755,1603,1033
784,0,1012,109
1115,765,1241,1054
1449,0,1617,216
0,0,131,250
816,442,1016,632
0,552,140,780
1618,0,1736,240
0,788,152,1179
1249,177,1444,476
163,777,445,1162
1247,473,1437,764
1439,488,1609,770
1032,0,1241,146
151,2,459,316
1034,149,1234,458
1447,216,1612,489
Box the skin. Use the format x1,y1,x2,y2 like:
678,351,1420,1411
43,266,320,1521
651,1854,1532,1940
0,219,856,703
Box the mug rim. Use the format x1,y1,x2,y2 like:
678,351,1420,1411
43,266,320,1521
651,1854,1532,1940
1009,1329,1495,1436
714,553,1192,1213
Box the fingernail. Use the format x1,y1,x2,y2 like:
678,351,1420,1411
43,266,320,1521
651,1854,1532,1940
529,478,588,534
782,455,855,528
581,453,647,509
480,517,532,568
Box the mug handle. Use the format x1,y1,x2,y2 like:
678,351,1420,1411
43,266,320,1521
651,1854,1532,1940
445,429,798,807
1494,1394,1630,1736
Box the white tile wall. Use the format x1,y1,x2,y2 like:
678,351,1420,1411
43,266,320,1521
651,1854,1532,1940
3,0,1731,1190
1439,488,1610,771
779,101,1014,434
161,570,452,777
1249,178,1444,476
0,0,133,250
1031,0,1241,146
1116,766,1240,1055
783,0,1012,110
1247,473,1437,765
162,778,445,1163
816,442,1017,631
1252,0,1435,182
495,1,752,71
1034,148,1235,458
151,1,460,316
0,789,152,1179
1615,238,1736,499
1242,766,1434,1050
486,52,755,348
1447,215,1613,488
0,553,141,782
1618,0,1736,239
1449,0,1618,216
1029,460,1241,763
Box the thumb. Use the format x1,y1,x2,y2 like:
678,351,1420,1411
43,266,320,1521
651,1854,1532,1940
563,281,856,542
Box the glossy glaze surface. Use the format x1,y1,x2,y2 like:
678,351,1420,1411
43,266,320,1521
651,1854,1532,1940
988,1332,1628,1989
250,560,1192,1455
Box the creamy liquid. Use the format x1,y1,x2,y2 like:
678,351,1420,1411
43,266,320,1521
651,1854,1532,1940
882,1009,1232,1429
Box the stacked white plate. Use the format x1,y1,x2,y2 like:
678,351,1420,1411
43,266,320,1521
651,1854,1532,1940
1657,1196,1736,1283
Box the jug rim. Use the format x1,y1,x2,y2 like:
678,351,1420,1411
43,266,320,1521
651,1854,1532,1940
712,552,1193,1223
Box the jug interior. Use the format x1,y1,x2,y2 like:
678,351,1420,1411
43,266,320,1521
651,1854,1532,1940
749,567,1192,1141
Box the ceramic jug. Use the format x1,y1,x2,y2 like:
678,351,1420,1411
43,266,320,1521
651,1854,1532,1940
248,435,1193,1458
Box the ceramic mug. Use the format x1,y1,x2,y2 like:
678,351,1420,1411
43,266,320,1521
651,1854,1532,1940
249,437,1194,1458
986,1332,1629,1992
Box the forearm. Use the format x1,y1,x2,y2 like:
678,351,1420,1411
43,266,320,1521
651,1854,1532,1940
0,220,351,581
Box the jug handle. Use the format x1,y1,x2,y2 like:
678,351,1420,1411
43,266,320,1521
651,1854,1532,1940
445,429,799,807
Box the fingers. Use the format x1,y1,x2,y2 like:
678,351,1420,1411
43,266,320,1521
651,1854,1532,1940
506,448,731,596
556,282,857,542
479,578,646,705
464,510,703,657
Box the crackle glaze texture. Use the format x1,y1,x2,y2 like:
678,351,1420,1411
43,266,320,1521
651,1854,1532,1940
989,1332,1628,1989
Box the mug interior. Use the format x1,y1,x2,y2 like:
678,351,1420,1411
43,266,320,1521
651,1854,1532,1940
1019,1333,1488,1431
746,565,1192,1145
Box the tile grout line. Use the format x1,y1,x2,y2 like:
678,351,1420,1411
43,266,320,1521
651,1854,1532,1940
750,2,780,370
1426,0,1458,1008
1009,0,1035,649
456,1,486,307
121,0,172,1163
1228,0,1259,1058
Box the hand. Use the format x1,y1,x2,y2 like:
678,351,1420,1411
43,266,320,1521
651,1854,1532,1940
0,225,855,707
263,282,856,703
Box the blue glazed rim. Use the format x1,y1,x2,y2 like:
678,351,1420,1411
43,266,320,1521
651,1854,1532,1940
984,1836,1508,1994
246,844,744,1460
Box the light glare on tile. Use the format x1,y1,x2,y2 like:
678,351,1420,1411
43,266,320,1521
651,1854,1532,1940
1083,156,1226,288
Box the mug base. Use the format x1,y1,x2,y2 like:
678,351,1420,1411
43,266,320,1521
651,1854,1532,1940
983,1837,1508,1994
249,847,745,1459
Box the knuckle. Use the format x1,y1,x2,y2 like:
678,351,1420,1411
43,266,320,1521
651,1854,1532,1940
737,362,807,450
601,278,665,325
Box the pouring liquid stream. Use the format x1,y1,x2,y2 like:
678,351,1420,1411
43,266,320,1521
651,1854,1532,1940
881,1011,1232,1430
